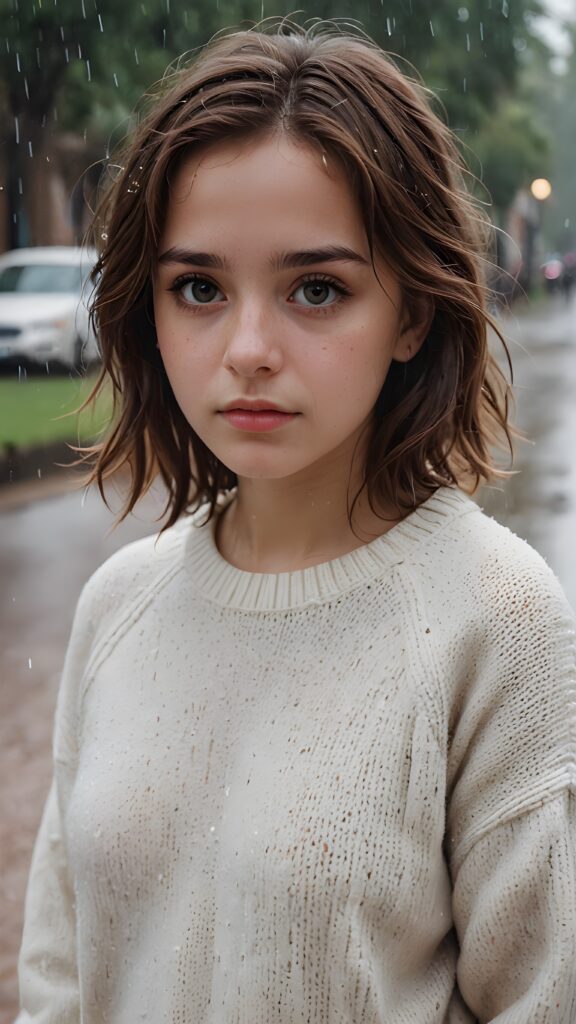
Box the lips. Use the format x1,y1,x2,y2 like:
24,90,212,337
220,400,293,413
220,407,298,432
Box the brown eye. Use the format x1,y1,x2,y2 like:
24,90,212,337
179,277,223,304
303,282,332,304
292,279,344,307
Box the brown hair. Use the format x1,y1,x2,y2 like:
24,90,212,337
83,21,513,530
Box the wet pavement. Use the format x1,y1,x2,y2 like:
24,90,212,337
0,294,575,1021
482,293,576,611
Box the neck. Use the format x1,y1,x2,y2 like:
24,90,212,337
215,461,400,574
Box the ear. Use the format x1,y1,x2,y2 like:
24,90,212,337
392,296,434,363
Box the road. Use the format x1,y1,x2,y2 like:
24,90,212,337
482,292,576,611
0,294,575,1021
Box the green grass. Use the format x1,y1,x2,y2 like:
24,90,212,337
0,373,113,448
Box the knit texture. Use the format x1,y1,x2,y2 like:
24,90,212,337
17,488,576,1023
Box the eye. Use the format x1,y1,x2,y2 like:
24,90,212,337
172,274,224,305
290,275,349,308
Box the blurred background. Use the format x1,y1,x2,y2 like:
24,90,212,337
1,1,575,1020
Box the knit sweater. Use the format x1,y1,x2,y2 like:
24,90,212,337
16,487,576,1024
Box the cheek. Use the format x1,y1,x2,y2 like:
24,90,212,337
323,331,392,401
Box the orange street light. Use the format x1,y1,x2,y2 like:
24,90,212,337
530,178,552,201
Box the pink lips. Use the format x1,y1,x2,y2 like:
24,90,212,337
220,409,297,432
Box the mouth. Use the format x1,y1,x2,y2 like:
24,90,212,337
220,400,294,414
219,407,299,432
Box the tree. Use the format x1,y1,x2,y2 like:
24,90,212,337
0,0,547,248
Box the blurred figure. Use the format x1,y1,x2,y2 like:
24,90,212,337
541,255,564,296
561,251,576,302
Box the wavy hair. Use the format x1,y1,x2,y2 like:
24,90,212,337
83,21,513,530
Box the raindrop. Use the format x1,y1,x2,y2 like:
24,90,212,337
37,468,42,478
565,219,571,228
463,77,467,92
386,17,392,35
86,60,91,81
466,33,471,52
134,47,139,65
81,0,86,17
16,52,21,72
65,47,69,63
457,7,469,21
429,20,435,37
162,28,166,48
501,0,509,15
36,47,41,68
77,43,82,59
479,22,484,42
24,77,29,99
165,0,170,11
18,176,23,195
28,658,32,669
113,73,119,88
28,141,33,158
14,116,20,144
98,13,103,31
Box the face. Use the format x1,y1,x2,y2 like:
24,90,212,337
153,135,429,487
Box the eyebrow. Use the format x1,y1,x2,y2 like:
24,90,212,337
157,245,371,271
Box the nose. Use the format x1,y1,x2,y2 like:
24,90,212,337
222,299,283,378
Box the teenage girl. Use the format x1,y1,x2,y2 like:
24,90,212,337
17,24,576,1024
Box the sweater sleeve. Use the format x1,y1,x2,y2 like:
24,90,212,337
451,793,576,1022
445,551,576,1022
16,575,100,1024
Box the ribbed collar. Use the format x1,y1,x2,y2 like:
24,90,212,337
182,487,477,611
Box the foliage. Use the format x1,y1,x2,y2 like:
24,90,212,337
0,0,548,245
527,23,576,251
471,98,550,213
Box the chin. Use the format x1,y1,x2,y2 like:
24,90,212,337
214,448,311,482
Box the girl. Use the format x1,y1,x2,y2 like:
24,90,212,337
17,23,576,1024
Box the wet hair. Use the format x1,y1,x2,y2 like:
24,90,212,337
84,21,513,531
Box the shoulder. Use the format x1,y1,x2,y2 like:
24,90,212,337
72,512,198,651
409,487,572,624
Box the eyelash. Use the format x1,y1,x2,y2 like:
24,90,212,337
168,272,352,314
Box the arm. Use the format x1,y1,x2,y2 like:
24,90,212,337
446,556,576,1022
16,576,100,1024
452,792,576,1022
15,781,80,1024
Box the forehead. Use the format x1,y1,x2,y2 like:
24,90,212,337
161,135,368,251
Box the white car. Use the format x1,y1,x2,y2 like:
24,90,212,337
0,246,99,370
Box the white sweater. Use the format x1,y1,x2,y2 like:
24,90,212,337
17,488,576,1023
